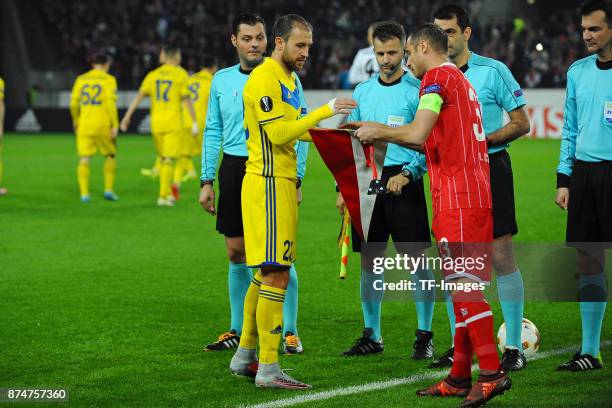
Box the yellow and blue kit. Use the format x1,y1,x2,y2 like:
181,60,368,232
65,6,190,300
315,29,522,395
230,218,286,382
139,63,190,158
70,69,118,157
182,69,213,156
241,58,334,267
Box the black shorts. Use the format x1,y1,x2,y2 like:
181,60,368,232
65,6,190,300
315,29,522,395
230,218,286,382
351,165,431,252
566,160,612,246
216,153,247,238
489,149,518,238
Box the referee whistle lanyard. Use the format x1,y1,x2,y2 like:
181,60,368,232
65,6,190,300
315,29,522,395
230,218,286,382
365,145,386,195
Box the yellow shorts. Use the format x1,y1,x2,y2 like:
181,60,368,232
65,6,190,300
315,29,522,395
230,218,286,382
77,131,116,157
154,131,182,159
152,132,163,156
180,129,196,157
242,173,298,268
191,130,203,156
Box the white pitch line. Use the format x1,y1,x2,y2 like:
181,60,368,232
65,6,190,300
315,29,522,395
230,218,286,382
241,340,612,408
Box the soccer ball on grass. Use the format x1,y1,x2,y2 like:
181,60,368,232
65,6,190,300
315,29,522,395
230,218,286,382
497,318,540,359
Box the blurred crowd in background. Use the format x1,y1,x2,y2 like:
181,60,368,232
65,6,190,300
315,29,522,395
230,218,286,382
41,0,588,89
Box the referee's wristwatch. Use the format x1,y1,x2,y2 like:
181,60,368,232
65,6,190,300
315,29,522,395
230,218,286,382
401,168,413,182
200,179,214,188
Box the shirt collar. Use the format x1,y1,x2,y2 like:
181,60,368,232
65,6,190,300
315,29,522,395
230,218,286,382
264,57,294,81
457,52,474,73
377,71,405,87
596,58,612,70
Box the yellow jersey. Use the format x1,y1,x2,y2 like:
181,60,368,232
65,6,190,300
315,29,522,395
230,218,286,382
243,58,311,179
0,77,4,100
70,69,118,134
182,69,213,131
139,64,190,134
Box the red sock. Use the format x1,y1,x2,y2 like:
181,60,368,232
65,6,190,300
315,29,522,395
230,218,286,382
450,302,473,380
458,299,500,372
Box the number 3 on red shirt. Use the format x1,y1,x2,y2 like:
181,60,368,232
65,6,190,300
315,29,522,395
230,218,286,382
468,88,486,142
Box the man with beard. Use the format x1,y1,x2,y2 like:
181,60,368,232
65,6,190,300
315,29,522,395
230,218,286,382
199,14,308,355
228,14,356,389
337,21,434,361
432,3,530,371
352,24,511,407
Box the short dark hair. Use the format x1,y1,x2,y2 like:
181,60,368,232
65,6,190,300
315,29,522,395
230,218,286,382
409,23,448,54
372,21,406,44
199,54,218,69
232,13,266,36
161,42,181,57
272,14,313,42
580,0,612,25
91,52,111,65
433,3,471,31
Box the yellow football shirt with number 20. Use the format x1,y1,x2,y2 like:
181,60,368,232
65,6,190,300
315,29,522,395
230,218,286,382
241,58,332,268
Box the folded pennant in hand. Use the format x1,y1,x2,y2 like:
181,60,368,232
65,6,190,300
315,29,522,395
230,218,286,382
309,128,387,241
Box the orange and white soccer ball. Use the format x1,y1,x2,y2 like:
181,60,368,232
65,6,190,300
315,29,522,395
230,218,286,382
497,318,540,359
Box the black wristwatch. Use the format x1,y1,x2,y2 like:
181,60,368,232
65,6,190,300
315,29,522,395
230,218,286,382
200,179,214,188
401,168,413,182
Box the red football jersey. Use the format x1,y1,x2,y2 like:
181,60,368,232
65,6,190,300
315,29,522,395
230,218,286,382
420,63,492,216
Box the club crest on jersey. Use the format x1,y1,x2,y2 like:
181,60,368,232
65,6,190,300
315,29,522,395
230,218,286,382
514,89,523,97
260,96,273,112
460,308,468,317
423,83,442,94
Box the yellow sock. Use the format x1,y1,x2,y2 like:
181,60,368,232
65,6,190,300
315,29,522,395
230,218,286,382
103,156,116,192
239,270,262,350
172,156,187,185
159,159,173,198
257,284,286,364
186,158,195,175
77,161,90,197
153,156,162,174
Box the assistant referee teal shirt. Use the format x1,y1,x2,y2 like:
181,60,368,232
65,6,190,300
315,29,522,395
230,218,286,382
460,52,526,154
557,54,612,186
348,72,427,180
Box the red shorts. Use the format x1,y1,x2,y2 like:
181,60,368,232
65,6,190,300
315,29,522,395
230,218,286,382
432,208,493,282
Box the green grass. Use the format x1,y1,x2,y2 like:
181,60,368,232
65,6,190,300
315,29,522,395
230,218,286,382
0,134,610,407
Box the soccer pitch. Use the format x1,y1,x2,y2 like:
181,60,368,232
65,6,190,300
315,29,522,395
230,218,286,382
1,134,610,407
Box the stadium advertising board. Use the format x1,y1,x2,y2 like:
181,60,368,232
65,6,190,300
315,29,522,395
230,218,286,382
5,89,565,137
